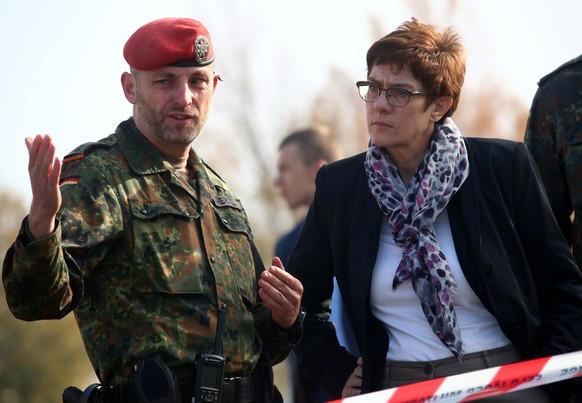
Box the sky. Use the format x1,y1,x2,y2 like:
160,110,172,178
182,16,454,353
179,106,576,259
1,0,581,207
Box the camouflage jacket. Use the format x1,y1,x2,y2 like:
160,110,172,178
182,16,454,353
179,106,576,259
2,118,294,385
524,54,582,266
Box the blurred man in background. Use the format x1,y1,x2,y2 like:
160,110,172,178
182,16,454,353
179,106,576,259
274,126,358,403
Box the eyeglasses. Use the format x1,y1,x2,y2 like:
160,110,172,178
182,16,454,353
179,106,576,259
356,81,430,107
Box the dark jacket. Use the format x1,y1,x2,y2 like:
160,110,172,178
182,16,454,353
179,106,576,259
288,137,582,401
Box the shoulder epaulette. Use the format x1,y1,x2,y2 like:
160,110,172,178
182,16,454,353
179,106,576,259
202,159,227,183
539,54,582,85
62,135,118,164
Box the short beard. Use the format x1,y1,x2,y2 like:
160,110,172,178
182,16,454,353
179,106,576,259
135,90,208,145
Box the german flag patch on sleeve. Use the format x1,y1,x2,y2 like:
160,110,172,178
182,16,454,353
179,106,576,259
59,175,80,187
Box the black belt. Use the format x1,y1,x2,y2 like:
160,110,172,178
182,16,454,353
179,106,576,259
102,375,254,403
221,375,253,403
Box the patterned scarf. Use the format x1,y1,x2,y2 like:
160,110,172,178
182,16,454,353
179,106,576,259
364,117,470,359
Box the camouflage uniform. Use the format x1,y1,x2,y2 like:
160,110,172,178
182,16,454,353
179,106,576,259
524,54,582,267
2,118,294,386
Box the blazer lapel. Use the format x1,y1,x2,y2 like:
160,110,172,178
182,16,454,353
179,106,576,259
355,169,383,308
448,140,484,288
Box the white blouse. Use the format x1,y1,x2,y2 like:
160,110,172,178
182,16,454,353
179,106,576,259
370,209,510,361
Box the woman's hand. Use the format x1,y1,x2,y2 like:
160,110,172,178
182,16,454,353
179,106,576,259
342,357,363,397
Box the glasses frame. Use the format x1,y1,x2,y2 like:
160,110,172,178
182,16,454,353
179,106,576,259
356,81,431,107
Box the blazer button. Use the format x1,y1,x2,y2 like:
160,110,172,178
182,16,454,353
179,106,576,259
424,363,434,375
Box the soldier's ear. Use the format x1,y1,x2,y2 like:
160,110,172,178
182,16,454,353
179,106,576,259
121,72,137,105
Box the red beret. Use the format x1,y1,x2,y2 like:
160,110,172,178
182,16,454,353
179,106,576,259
123,18,215,70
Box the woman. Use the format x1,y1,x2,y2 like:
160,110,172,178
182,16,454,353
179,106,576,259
288,18,582,402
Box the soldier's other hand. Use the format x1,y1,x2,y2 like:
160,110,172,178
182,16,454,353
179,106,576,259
258,256,303,328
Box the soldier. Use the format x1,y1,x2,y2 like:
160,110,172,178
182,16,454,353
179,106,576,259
524,54,582,267
2,17,303,403
524,53,582,403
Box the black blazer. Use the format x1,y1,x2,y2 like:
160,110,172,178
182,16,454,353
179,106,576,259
288,137,582,400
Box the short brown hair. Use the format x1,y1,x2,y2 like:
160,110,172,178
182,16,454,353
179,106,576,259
279,126,342,166
366,18,465,120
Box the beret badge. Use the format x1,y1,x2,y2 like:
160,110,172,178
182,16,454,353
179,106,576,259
194,35,211,64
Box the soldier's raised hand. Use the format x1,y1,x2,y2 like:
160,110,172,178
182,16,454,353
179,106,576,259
25,134,62,240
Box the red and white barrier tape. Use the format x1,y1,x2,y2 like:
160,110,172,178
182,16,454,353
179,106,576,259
327,350,582,402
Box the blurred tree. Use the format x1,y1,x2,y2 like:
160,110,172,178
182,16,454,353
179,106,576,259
310,67,369,157
0,191,95,403
455,81,529,140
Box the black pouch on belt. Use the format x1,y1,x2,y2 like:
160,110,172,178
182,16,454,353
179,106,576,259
133,355,180,403
250,353,284,403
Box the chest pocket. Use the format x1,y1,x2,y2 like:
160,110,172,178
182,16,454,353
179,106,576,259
129,198,210,294
211,201,256,304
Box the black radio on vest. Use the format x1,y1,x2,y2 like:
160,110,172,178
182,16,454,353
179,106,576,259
194,304,227,402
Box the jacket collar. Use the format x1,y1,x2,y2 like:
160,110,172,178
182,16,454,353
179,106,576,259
116,118,175,175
